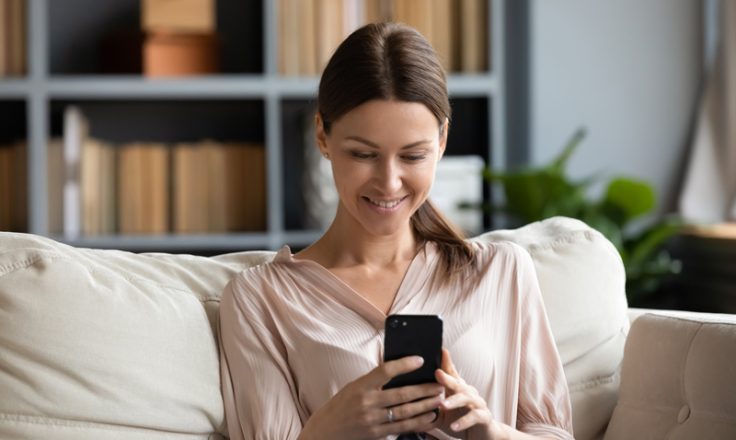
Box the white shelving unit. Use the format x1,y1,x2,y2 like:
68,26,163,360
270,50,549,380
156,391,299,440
0,0,506,253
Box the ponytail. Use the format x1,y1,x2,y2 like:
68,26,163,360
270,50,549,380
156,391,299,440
411,200,475,282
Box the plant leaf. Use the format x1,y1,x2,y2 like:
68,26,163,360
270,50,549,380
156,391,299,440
602,177,656,226
549,127,587,172
624,217,683,267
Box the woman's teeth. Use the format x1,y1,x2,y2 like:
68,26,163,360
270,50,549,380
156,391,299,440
367,197,403,208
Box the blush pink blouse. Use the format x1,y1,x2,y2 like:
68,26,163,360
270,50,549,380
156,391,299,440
218,241,574,440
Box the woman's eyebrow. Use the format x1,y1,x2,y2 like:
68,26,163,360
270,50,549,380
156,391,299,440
344,135,432,149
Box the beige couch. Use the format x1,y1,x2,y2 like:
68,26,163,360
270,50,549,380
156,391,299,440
1,217,734,440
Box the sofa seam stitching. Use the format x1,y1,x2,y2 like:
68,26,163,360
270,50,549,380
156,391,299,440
0,253,66,277
0,412,210,436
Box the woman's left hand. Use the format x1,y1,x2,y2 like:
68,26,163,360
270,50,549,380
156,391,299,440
434,348,503,440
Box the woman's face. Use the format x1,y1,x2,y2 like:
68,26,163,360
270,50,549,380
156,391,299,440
316,99,447,238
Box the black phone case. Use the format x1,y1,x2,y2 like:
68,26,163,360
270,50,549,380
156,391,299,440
382,314,443,389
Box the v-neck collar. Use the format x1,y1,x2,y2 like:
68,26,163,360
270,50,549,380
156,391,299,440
274,242,438,329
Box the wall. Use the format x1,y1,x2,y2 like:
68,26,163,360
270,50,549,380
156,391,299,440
528,0,703,213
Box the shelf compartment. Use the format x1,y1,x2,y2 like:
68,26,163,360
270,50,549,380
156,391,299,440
46,99,267,238
48,0,262,75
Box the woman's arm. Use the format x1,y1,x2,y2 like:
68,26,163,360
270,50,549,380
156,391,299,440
434,350,570,440
218,276,305,439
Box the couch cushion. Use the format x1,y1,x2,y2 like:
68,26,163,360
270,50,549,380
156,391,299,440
604,313,736,440
478,217,629,440
0,232,273,440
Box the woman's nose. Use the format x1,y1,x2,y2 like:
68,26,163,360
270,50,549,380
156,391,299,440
375,159,402,193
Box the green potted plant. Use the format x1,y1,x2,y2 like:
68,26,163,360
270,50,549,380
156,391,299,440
482,128,681,304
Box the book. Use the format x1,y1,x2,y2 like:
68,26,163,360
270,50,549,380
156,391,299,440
298,0,317,76
315,0,344,72
63,106,89,240
391,0,434,52
460,0,487,72
278,0,300,75
364,0,390,24
204,140,227,232
81,137,100,235
9,0,26,75
143,31,220,77
145,143,170,234
81,138,117,235
173,142,207,233
431,0,455,72
99,140,117,234
225,142,266,231
141,0,215,34
47,138,64,234
0,0,7,76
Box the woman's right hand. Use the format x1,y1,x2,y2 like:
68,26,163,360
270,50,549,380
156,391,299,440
299,356,444,440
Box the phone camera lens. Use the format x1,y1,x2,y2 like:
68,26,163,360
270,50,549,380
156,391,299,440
389,318,400,328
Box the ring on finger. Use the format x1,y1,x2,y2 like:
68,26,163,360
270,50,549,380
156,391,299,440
386,407,394,423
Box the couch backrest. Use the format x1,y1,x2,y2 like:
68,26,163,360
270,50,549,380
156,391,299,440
0,216,628,440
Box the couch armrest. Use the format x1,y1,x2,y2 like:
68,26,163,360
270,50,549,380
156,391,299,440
628,307,736,325
605,309,736,440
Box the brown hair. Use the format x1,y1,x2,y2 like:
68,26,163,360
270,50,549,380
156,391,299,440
317,22,475,279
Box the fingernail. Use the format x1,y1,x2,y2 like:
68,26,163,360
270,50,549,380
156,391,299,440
412,356,424,366
451,422,460,431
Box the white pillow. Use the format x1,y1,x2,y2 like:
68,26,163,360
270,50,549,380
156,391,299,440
0,231,273,440
477,217,629,440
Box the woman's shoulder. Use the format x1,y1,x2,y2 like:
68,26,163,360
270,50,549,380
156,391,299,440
469,239,532,266
224,246,301,300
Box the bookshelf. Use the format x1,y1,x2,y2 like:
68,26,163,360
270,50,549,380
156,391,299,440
0,0,506,254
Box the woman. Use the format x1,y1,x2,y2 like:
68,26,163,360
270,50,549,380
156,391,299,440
218,22,574,440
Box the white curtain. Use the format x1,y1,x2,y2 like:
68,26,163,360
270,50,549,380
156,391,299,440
679,0,736,223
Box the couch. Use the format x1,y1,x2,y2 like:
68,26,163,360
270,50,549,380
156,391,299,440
1,217,734,440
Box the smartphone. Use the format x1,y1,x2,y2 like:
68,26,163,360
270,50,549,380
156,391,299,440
382,314,443,389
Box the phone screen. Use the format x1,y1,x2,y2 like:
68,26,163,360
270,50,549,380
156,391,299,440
382,314,443,389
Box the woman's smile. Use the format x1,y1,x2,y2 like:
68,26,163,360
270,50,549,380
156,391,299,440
363,195,410,212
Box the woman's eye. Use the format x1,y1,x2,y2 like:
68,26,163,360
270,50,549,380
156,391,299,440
351,151,375,159
403,155,426,162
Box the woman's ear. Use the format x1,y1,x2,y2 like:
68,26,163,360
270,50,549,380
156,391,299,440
438,118,449,159
315,113,329,158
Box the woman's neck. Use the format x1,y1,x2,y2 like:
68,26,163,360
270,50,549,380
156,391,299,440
298,213,419,269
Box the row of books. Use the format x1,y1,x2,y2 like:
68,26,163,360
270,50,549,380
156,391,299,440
278,0,489,76
0,141,26,232
0,0,26,76
53,106,266,237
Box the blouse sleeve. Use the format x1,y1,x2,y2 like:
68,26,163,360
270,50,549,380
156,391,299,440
513,245,575,440
218,273,305,440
